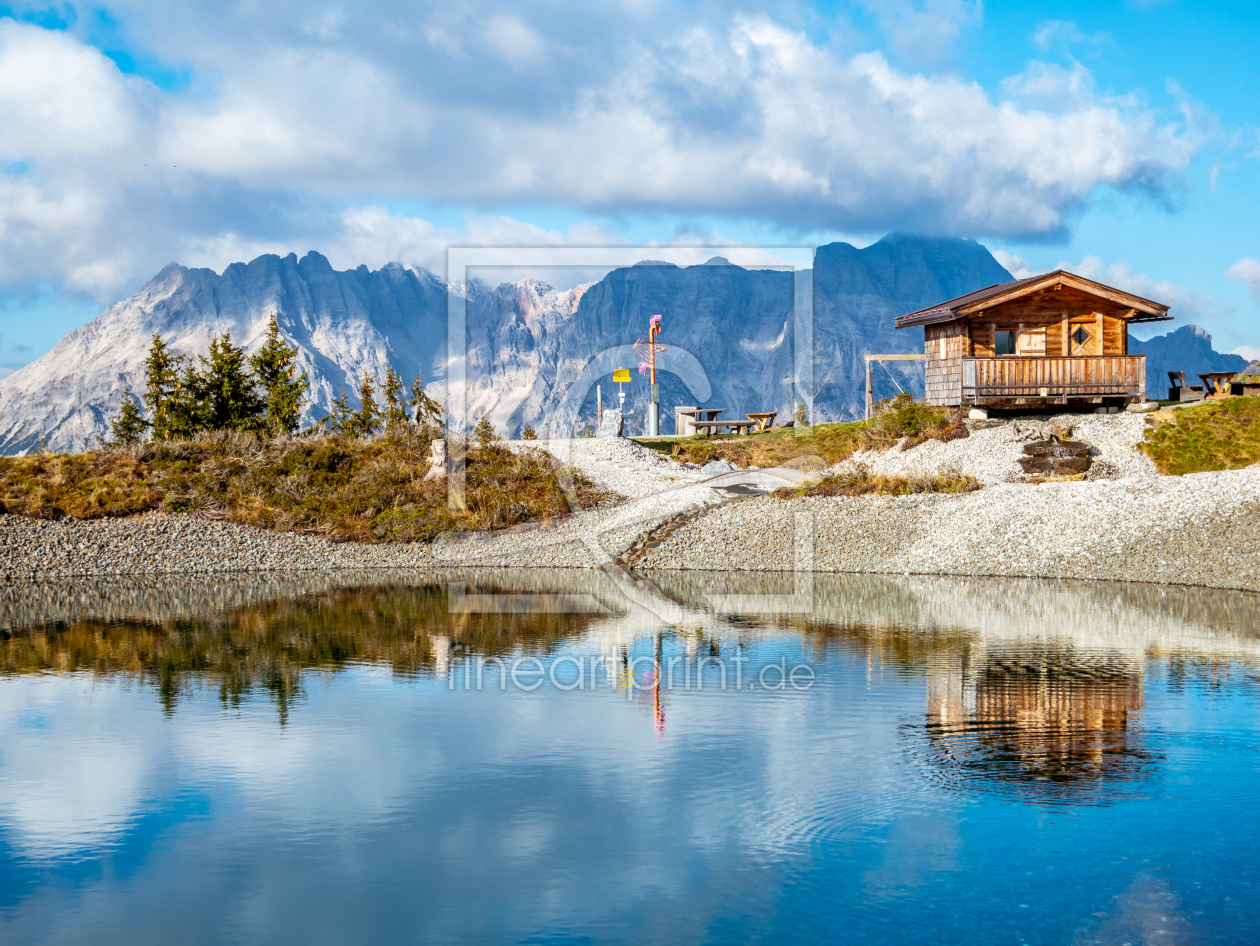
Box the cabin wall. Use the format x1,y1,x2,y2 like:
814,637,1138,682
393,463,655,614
967,310,1130,358
924,321,966,406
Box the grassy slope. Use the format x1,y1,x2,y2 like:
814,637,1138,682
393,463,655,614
635,397,968,469
0,429,612,542
1141,397,1260,475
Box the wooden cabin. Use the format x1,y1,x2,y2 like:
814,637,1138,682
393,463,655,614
895,271,1171,409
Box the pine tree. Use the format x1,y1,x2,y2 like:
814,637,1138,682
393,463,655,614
472,414,498,446
165,359,207,438
109,386,151,446
354,375,381,438
795,403,808,427
408,370,442,430
142,334,184,441
249,314,309,436
201,331,264,432
521,424,537,440
322,389,353,436
382,366,409,428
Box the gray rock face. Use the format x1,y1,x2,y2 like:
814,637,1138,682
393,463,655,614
596,409,624,438
0,233,1044,455
1128,325,1248,395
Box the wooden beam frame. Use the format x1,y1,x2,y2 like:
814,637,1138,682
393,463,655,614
865,353,927,420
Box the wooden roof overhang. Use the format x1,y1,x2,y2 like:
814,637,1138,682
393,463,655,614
895,270,1172,329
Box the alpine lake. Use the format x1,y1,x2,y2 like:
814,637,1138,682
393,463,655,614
1,568,1257,945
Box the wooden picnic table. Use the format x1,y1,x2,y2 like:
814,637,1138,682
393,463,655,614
1199,372,1238,396
745,412,777,432
675,407,725,436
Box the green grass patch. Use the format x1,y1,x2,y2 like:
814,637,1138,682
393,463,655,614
635,394,967,469
0,428,613,542
1140,396,1260,475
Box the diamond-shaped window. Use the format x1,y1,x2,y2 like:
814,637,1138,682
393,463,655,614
1071,327,1091,347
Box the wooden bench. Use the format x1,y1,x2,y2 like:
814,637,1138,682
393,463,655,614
745,412,778,431
692,420,756,436
1168,371,1204,402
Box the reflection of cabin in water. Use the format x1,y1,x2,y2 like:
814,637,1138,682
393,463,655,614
924,649,1150,800
896,271,1171,410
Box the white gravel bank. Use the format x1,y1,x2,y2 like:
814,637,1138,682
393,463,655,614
638,466,1260,592
837,412,1156,484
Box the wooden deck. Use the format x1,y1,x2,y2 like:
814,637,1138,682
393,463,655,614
961,355,1146,404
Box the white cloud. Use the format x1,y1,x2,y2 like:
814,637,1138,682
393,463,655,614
0,4,1201,304
1060,255,1234,324
990,250,1039,280
1226,257,1260,304
1229,345,1260,362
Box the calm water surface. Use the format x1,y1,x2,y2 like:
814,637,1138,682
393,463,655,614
1,569,1258,945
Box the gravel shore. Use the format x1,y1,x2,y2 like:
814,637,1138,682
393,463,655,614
637,466,1260,592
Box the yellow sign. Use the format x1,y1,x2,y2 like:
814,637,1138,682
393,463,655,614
612,368,631,383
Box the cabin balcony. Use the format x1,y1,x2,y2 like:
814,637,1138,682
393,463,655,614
961,355,1147,406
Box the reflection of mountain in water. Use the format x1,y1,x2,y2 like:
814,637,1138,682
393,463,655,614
919,647,1155,804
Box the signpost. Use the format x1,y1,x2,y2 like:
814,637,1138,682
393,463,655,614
633,315,666,436
613,368,630,418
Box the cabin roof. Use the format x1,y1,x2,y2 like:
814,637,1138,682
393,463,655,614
895,269,1173,329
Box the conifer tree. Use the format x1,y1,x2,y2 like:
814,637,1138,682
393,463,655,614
472,414,498,446
408,370,442,430
109,386,151,446
521,424,537,440
249,314,309,436
381,366,409,428
168,360,209,438
354,375,381,438
201,331,264,431
323,389,353,436
142,334,184,441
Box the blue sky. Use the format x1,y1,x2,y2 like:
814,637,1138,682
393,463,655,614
0,0,1257,375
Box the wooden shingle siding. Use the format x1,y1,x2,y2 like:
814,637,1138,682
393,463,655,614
924,322,966,406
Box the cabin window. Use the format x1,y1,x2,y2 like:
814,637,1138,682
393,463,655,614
994,330,1017,355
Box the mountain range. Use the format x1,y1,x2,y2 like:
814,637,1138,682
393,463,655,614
0,235,1248,454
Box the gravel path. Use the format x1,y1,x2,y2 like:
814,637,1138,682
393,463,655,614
637,466,1260,592
836,412,1157,484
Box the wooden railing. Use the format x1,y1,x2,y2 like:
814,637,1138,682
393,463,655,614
961,356,1146,401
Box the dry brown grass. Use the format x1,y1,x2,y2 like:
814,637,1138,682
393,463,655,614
771,465,981,499
0,428,613,543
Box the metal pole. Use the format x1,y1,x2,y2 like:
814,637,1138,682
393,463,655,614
648,321,660,436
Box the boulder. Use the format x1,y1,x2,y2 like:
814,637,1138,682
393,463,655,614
596,409,624,438
700,459,735,475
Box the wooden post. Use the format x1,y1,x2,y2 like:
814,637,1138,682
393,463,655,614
865,356,873,420
597,384,602,426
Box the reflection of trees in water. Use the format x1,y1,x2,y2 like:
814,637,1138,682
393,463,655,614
798,622,1157,804
0,583,602,719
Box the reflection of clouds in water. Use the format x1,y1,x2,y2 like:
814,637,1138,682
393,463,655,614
0,676,159,857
